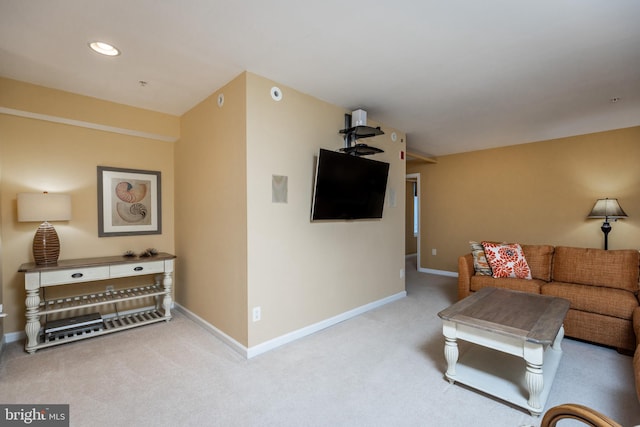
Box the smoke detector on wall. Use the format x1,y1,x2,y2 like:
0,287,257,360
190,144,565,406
271,87,283,101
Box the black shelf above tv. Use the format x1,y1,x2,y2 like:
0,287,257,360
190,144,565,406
339,143,384,156
339,125,384,140
339,117,385,156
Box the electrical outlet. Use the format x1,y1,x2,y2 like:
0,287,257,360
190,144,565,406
252,306,261,322
400,268,405,279
106,285,115,292
432,248,437,256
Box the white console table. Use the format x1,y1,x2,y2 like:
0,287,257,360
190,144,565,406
19,253,175,353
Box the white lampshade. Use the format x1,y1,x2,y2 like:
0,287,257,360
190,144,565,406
17,193,72,222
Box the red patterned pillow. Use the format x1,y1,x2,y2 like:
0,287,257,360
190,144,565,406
481,242,532,279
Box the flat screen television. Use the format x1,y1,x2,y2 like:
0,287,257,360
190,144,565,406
311,149,390,221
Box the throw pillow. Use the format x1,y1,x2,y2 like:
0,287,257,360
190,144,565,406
469,241,492,276
481,241,532,279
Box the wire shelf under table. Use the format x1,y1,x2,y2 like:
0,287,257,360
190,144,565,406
37,309,168,350
40,284,165,315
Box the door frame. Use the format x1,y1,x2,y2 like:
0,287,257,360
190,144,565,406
406,173,421,270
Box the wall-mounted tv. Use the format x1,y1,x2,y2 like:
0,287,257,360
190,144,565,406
311,149,390,221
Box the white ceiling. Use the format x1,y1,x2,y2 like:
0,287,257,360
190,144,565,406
1,0,639,157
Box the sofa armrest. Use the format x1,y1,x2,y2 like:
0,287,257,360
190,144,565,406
458,254,475,300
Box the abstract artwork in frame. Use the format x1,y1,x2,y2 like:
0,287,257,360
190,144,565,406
97,166,162,236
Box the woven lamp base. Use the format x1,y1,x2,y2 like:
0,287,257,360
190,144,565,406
33,221,60,265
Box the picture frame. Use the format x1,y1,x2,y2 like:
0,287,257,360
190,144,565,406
97,166,162,237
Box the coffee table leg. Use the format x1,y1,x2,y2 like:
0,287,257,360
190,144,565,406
551,325,564,351
442,321,458,383
524,342,544,415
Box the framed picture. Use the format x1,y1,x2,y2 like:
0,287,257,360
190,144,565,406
97,166,162,237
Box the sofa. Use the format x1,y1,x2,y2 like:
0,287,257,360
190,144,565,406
634,307,640,401
458,244,640,353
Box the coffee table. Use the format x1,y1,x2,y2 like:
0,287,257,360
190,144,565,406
437,287,570,416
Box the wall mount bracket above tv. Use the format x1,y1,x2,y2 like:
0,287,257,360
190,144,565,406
339,143,384,156
339,113,384,156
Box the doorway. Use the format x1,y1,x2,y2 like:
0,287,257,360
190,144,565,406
405,173,420,271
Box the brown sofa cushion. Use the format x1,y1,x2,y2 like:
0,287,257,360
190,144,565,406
552,246,640,292
521,244,554,282
470,275,543,294
542,282,637,320
563,308,635,352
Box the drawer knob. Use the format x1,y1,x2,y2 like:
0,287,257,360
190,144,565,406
71,273,84,278
134,266,144,271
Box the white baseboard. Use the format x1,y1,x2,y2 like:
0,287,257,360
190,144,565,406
418,267,458,277
0,330,24,360
175,290,407,359
2,296,408,359
0,334,5,360
3,330,25,344
246,291,407,358
174,303,248,358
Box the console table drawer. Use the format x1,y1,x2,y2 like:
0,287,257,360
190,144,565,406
41,266,110,286
110,260,165,278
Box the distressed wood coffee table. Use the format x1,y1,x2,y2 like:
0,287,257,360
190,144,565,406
437,287,570,416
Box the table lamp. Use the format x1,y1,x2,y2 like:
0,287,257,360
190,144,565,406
18,192,71,265
587,198,627,250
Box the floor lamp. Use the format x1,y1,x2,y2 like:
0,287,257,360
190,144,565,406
18,192,72,265
587,198,627,250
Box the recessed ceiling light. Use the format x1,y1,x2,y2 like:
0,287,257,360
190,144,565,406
89,41,120,56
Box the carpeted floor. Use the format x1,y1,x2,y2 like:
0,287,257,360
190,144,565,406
1,255,639,426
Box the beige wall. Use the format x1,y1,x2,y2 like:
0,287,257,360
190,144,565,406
177,72,408,348
175,74,249,345
245,73,406,347
1,73,407,352
1,78,179,140
407,126,640,272
0,78,178,334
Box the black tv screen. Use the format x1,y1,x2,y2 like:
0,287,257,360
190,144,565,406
311,149,390,221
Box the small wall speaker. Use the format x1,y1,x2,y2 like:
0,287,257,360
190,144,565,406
272,175,288,203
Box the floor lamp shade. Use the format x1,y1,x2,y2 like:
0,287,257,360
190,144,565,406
587,198,627,219
17,192,72,265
